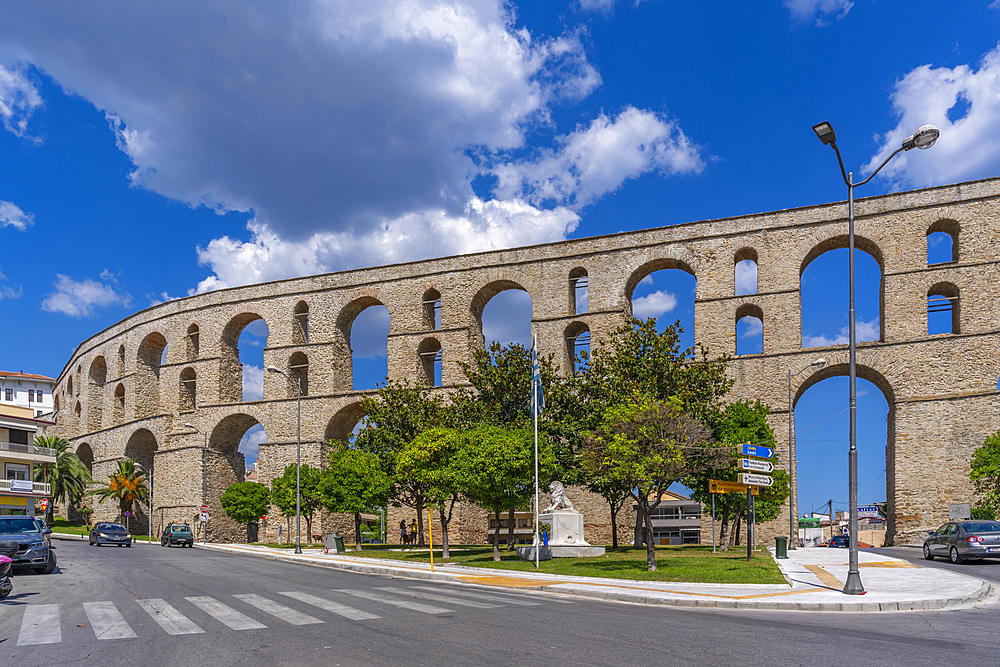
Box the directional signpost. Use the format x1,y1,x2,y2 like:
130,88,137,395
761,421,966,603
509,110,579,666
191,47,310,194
738,473,774,487
739,459,774,474
741,443,774,459
738,443,773,561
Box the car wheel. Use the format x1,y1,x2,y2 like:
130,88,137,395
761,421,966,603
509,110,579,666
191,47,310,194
923,544,934,560
950,546,963,564
126,542,131,548
33,552,56,575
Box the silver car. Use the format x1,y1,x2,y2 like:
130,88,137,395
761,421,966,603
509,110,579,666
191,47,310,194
923,520,1000,563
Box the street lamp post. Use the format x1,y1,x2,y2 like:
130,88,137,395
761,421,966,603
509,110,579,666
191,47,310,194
787,357,826,551
266,365,302,555
134,462,153,543
183,423,208,545
812,121,939,595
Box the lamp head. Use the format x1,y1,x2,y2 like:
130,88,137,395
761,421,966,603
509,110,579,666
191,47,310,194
902,124,939,151
812,121,837,146
183,422,195,429
813,358,827,367
265,365,281,373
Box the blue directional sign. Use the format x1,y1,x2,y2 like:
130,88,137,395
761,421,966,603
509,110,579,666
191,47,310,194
741,443,774,459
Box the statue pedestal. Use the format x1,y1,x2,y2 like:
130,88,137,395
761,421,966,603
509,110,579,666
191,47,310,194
538,511,606,558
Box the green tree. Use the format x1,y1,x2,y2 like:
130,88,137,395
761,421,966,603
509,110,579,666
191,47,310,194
355,379,447,546
32,435,92,525
270,463,325,547
397,427,466,559
220,482,271,542
318,445,391,550
456,425,555,561
971,429,1000,515
581,396,728,571
88,459,148,524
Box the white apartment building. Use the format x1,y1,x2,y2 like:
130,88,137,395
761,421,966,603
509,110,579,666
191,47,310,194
0,403,54,516
0,371,55,418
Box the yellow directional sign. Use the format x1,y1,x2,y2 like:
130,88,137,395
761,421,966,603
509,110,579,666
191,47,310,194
709,479,759,496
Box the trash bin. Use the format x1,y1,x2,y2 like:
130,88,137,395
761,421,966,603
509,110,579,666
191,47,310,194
774,536,788,559
324,532,346,554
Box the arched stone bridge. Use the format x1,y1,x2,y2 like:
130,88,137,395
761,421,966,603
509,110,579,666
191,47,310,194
52,177,1000,544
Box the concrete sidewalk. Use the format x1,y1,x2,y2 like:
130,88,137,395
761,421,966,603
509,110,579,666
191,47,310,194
190,541,993,612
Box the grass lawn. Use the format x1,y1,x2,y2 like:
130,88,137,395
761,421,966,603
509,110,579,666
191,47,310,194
50,519,152,537
332,544,785,584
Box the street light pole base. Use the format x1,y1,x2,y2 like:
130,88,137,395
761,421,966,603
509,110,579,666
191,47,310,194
294,546,303,555
787,542,798,550
843,571,865,595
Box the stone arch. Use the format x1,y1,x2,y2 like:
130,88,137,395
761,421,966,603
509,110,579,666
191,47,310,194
336,296,390,391
417,337,442,386
735,303,764,356
927,218,960,264
186,323,200,361
289,351,309,397
74,400,81,422
569,267,588,315
564,321,590,374
179,367,197,411
117,344,126,373
292,300,309,344
324,402,366,445
124,428,158,472
219,312,269,403
87,356,107,431
113,383,126,425
927,281,960,335
623,257,696,316
734,247,758,296
469,279,531,349
67,375,73,397
422,288,441,330
207,413,264,540
53,393,60,415
76,442,94,474
136,331,167,418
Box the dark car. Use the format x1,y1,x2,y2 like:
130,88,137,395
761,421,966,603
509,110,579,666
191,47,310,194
161,524,194,548
89,522,133,547
923,520,1000,563
0,516,56,573
828,535,849,548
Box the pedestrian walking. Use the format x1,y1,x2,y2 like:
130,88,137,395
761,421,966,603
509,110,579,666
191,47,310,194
399,519,407,545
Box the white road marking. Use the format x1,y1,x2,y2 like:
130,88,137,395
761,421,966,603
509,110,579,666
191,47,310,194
279,591,381,621
186,596,267,630
410,586,543,605
333,589,452,614
136,598,205,635
17,604,61,645
232,594,323,625
375,586,499,609
83,601,137,640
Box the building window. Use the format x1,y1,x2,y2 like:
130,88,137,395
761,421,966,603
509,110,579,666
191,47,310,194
36,391,43,402
5,463,29,481
28,390,34,403
4,389,11,401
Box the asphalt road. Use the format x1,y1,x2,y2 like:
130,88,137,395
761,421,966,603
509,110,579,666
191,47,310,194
869,545,1000,585
1,537,998,667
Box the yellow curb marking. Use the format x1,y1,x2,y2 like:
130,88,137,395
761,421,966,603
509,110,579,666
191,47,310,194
456,575,563,588
857,561,917,568
804,564,844,590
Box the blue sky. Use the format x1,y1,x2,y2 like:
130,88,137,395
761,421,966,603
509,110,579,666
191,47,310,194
2,0,999,515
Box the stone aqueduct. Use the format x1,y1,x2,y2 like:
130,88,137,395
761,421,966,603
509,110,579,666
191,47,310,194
50,177,1000,545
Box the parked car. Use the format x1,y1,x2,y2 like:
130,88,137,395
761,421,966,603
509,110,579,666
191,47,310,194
923,520,1000,563
161,524,194,548
89,522,133,547
0,516,56,573
828,535,849,548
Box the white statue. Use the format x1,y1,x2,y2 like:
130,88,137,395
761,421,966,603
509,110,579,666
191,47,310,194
541,481,575,513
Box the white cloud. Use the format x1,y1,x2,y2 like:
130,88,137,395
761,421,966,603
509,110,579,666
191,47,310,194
735,259,757,295
482,289,532,347
0,285,23,300
991,1,1000,9
41,274,132,317
350,307,390,359
632,289,677,319
639,275,654,286
0,2,707,292
242,364,264,402
865,43,1000,189
577,0,616,13
0,63,41,139
783,0,853,26
739,315,763,338
0,200,33,231
239,423,267,465
803,317,879,348
491,107,704,209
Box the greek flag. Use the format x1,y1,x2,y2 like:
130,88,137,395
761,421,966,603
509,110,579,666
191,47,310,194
531,333,544,419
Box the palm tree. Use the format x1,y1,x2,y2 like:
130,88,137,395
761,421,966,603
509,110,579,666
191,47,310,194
33,436,92,525
89,459,148,524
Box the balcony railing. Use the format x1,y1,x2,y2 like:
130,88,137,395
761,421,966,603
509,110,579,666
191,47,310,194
0,479,50,495
0,441,57,459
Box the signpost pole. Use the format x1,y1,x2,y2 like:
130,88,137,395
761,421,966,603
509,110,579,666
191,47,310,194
746,490,752,563
711,492,716,554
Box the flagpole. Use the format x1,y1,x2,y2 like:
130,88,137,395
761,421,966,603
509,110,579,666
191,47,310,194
533,333,540,570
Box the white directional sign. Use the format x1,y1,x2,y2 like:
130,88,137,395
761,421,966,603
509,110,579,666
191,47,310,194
739,458,774,474
857,505,880,518
738,473,774,487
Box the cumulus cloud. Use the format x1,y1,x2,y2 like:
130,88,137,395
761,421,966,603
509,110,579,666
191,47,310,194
242,364,264,402
41,274,132,317
865,43,1000,189
739,315,763,338
0,282,23,300
803,317,879,348
0,2,706,292
0,200,33,230
632,289,677,319
239,423,267,466
783,0,853,26
0,63,41,139
735,259,757,295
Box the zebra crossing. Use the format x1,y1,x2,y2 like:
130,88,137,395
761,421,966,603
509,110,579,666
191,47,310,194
7,585,568,646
